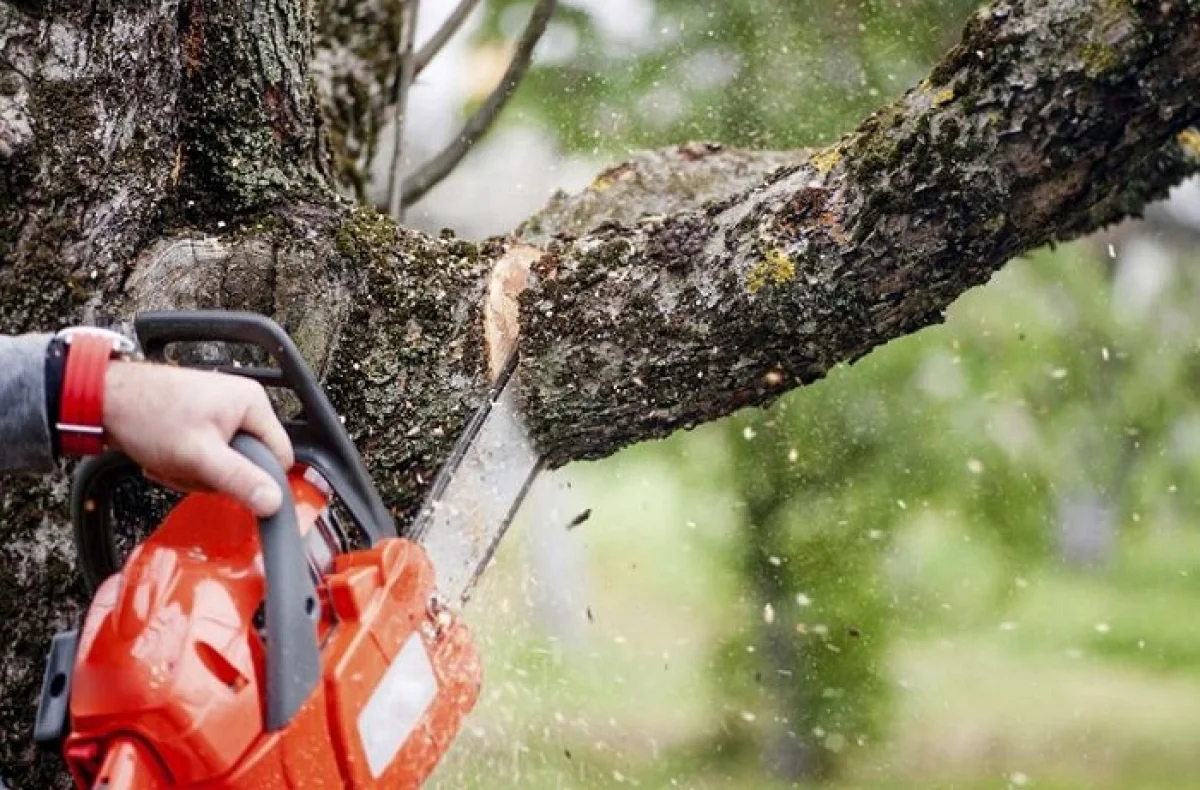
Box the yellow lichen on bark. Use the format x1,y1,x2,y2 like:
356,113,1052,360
1180,128,1200,160
809,145,844,175
748,249,797,294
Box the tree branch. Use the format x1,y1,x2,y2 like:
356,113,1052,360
400,0,558,208
413,0,483,76
386,0,420,219
516,144,816,244
514,1,1200,465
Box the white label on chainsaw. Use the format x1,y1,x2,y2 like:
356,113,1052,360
357,633,439,778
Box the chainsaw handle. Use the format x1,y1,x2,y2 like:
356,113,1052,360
132,310,396,544
229,433,323,732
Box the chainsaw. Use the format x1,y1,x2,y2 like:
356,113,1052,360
31,310,543,789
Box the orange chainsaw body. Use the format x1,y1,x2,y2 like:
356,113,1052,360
60,469,482,789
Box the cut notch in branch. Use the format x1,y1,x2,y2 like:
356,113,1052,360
401,0,558,209
484,244,541,381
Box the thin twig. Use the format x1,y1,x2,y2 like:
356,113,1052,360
401,0,558,209
388,0,482,106
386,0,421,220
415,0,484,76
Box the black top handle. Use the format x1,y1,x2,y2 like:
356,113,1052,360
133,310,396,544
229,433,322,731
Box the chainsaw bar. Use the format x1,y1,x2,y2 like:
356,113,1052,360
408,353,543,606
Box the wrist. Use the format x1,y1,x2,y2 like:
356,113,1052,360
100,360,132,452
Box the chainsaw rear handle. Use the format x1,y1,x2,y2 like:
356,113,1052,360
70,450,138,595
133,310,395,544
71,434,321,733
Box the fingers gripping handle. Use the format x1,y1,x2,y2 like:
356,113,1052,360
133,309,397,543
230,433,322,731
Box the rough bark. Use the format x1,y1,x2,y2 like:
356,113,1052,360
1,0,1198,785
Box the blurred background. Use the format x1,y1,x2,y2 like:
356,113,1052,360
376,2,1200,787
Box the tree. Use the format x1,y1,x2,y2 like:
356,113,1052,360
1,0,1197,784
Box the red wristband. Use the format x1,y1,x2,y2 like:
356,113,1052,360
54,327,139,456
58,333,114,456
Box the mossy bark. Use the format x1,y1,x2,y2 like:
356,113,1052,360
1,0,1198,784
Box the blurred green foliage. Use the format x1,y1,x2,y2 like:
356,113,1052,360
479,0,976,152
433,0,1200,787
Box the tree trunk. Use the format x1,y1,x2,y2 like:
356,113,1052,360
1,0,1198,783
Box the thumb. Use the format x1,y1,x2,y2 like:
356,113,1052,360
185,434,285,518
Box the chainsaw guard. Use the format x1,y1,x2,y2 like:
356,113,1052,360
71,449,142,594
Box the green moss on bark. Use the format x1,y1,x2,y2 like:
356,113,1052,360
334,205,403,262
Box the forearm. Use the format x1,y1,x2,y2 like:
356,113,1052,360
0,334,55,474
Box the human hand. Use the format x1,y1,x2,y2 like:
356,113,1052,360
101,361,295,517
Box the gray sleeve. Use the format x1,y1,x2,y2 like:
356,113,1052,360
0,333,55,474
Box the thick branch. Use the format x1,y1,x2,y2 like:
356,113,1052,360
74,0,1200,500
515,0,1200,466
517,143,815,243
